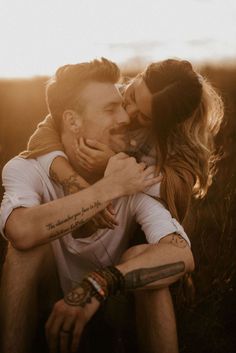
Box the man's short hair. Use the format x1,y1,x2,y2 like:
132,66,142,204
46,58,120,130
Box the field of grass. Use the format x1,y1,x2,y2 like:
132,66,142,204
0,64,235,352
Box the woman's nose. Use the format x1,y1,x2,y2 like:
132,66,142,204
124,101,137,118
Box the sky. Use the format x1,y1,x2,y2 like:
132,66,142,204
0,0,236,77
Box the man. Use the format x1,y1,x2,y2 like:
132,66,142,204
0,58,194,353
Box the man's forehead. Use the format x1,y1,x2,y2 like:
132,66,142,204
79,81,122,105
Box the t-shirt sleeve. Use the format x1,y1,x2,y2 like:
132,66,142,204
37,150,68,177
0,158,43,239
130,193,190,246
20,115,64,159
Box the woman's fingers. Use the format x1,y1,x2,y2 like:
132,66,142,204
80,137,102,157
144,175,163,188
107,203,116,215
85,139,108,151
102,208,119,226
94,213,115,229
75,155,93,171
75,146,94,165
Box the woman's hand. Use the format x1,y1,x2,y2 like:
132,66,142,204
92,203,118,230
75,137,115,173
72,203,118,238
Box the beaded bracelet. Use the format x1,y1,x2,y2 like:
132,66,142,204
85,266,125,298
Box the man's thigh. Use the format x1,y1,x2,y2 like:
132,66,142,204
0,243,62,353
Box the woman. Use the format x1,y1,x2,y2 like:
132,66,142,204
20,58,224,229
18,58,224,353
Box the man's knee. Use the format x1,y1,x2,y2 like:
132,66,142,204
120,244,149,263
0,242,57,298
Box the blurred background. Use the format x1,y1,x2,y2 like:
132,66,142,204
0,0,236,352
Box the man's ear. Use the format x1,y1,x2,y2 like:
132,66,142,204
62,110,82,134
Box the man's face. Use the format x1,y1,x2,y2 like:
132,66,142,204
123,75,153,130
77,81,130,152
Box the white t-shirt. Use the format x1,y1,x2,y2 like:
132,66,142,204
0,151,190,293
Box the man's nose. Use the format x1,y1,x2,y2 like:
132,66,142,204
116,106,130,125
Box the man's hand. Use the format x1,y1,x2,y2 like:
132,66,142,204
72,204,118,238
45,295,100,353
105,153,162,196
75,137,115,173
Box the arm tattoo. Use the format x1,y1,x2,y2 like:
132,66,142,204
124,262,185,290
46,200,102,240
171,234,188,248
50,169,61,184
64,281,95,307
51,171,83,195
64,262,185,306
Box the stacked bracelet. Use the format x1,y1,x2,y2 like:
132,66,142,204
84,266,125,300
64,266,125,307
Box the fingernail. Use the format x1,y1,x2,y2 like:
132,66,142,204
86,139,94,143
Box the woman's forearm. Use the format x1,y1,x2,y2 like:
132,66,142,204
50,156,90,194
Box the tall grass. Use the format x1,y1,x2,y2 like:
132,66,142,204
0,64,235,352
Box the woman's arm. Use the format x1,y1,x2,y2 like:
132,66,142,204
50,156,118,234
20,115,64,159
20,114,118,231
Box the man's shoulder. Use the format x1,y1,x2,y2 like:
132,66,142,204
2,156,43,189
2,156,38,176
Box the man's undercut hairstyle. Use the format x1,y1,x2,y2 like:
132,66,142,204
46,58,120,130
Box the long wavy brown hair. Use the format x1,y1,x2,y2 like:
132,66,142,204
143,59,224,224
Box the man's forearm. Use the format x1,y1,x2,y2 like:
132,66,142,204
5,153,160,249
116,235,194,290
64,235,194,308
5,176,123,249
50,156,90,194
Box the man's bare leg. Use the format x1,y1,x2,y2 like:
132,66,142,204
0,243,59,353
135,288,178,353
119,237,188,353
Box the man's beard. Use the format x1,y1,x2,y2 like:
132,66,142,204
109,127,129,153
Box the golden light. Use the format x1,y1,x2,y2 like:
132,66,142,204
0,0,236,77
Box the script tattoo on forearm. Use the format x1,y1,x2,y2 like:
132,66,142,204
46,201,102,240
124,262,185,290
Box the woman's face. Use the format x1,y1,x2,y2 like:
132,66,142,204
123,75,153,129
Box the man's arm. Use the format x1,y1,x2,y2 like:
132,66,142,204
46,234,194,353
3,154,159,250
50,156,118,232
